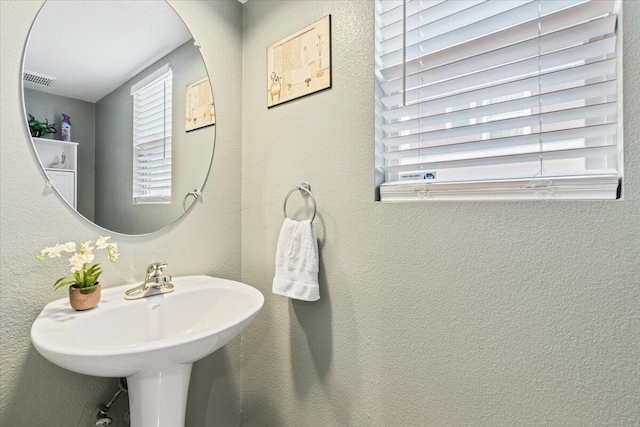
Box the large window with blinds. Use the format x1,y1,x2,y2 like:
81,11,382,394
375,0,623,201
131,65,173,204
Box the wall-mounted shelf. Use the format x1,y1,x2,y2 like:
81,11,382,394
32,137,78,208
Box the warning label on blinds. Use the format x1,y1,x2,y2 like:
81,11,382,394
400,172,437,181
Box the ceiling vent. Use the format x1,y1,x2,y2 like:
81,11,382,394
23,70,56,87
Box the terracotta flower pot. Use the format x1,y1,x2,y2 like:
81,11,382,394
69,283,101,311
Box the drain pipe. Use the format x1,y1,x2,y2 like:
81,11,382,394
95,378,128,426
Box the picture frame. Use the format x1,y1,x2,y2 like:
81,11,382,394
185,77,215,132
267,15,331,108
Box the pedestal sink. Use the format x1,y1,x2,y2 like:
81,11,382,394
31,275,264,427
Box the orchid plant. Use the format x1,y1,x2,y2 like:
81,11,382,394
37,236,119,290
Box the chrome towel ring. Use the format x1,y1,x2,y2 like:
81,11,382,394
283,182,317,223
182,189,201,213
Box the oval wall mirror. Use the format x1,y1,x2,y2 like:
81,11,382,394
22,0,215,235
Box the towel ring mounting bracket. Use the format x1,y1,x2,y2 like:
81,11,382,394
283,182,316,223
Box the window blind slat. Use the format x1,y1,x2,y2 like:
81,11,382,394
135,185,172,191
135,131,172,143
384,146,616,180
136,152,172,163
136,164,172,172
383,139,617,170
135,122,171,135
135,88,172,109
382,144,617,175
134,103,171,118
134,116,172,134
134,102,171,121
134,131,172,145
381,123,617,161
135,143,172,157
135,180,171,188
136,151,172,161
135,179,172,187
135,139,170,151
135,123,172,136
135,169,172,178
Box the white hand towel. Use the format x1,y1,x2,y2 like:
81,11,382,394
272,218,320,301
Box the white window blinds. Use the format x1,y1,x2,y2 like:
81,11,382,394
375,0,622,201
131,65,172,204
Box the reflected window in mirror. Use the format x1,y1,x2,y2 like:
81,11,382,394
132,65,173,205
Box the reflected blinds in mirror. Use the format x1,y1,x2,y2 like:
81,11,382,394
375,0,622,200
132,66,173,204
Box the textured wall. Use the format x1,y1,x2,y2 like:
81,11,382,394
23,89,96,221
241,1,640,426
95,40,215,235
3,1,640,426
0,1,243,426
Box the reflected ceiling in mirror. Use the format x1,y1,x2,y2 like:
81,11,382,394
23,0,215,235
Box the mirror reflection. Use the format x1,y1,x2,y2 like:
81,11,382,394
23,0,215,235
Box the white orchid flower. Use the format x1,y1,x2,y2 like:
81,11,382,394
38,242,75,260
69,251,95,273
40,246,61,259
79,240,94,254
96,236,111,249
68,252,85,273
61,242,76,252
107,243,119,263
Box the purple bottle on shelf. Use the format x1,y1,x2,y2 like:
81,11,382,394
61,114,71,141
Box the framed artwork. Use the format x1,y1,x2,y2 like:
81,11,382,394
185,77,215,132
267,15,331,108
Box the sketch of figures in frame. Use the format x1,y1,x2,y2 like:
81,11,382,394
185,77,215,132
267,15,331,107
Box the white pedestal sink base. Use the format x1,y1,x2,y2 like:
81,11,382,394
128,364,193,427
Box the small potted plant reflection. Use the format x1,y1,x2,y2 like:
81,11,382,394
28,114,57,138
37,237,119,310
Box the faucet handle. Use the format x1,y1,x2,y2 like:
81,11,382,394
146,262,168,279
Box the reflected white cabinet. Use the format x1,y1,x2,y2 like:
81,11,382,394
32,138,78,209
46,170,76,208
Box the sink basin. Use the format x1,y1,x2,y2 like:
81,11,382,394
31,275,264,427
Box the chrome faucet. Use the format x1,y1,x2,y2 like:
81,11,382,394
124,262,174,300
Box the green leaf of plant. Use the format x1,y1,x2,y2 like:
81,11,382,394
53,276,74,291
85,264,100,274
74,270,82,285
